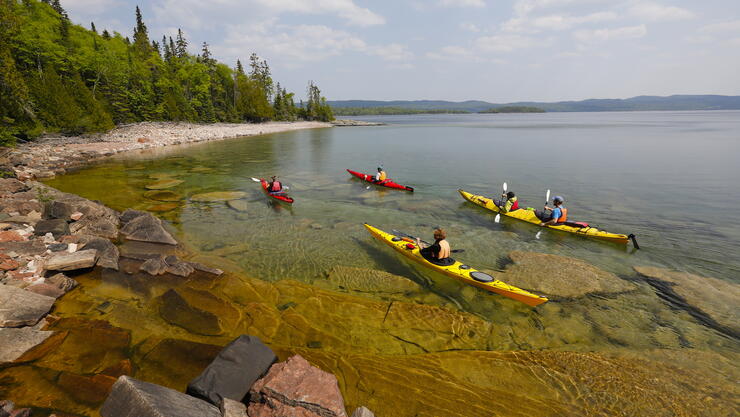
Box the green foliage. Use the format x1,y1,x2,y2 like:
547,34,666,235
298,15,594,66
0,0,326,146
303,81,333,122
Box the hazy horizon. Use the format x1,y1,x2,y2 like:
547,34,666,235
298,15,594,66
63,0,740,102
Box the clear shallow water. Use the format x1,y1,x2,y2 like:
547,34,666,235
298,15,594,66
35,111,740,415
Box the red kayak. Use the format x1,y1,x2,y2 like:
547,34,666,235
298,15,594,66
260,179,294,204
346,169,414,192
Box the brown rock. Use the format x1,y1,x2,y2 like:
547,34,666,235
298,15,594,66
0,285,55,327
120,211,177,245
45,249,98,271
45,273,79,292
140,257,168,275
101,359,133,378
0,231,25,243
249,355,347,417
0,253,20,271
0,178,28,196
221,398,247,417
0,327,54,363
77,235,119,270
26,283,65,299
137,137,150,143
70,211,84,221
58,372,118,404
157,288,238,336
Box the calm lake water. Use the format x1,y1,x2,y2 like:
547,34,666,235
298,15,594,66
40,111,740,415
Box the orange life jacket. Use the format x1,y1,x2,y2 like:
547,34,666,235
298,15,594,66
555,207,568,223
377,171,387,181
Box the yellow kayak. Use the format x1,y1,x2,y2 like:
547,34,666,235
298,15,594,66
364,224,548,307
458,189,636,246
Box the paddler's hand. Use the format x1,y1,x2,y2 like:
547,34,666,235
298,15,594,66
539,222,545,227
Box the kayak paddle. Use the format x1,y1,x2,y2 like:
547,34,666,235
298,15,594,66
391,229,465,253
536,189,550,239
251,177,289,190
494,182,507,223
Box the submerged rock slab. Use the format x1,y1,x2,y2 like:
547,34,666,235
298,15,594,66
101,376,220,417
191,191,247,202
226,199,248,212
634,266,740,336
249,355,347,417
158,288,239,336
316,266,421,297
145,179,184,190
187,335,277,407
143,190,183,202
0,328,54,363
501,251,636,298
0,285,55,327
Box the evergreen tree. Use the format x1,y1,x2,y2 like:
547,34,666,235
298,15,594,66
175,28,187,58
132,6,150,54
102,29,111,39
90,22,96,33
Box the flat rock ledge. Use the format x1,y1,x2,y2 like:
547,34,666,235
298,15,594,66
331,119,385,127
0,327,54,363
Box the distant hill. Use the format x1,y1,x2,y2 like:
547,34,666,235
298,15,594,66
329,95,740,113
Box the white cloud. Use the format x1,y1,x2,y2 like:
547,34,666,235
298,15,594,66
699,20,740,34
628,2,694,22
252,0,385,26
512,0,608,17
475,34,544,51
573,24,647,42
370,43,414,61
460,22,481,32
61,0,122,15
438,0,486,7
502,11,617,32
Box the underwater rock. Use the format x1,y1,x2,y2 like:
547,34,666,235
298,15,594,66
190,191,247,202
248,355,347,417
100,376,220,417
634,266,740,337
147,202,180,212
157,288,239,336
0,328,54,363
120,211,177,245
140,257,169,275
135,338,223,391
187,335,277,407
351,407,375,417
0,285,55,327
145,179,184,190
143,190,182,202
57,372,118,405
316,266,421,297
501,251,636,298
226,199,248,212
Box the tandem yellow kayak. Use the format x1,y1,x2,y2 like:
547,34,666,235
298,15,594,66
458,189,638,246
364,224,548,307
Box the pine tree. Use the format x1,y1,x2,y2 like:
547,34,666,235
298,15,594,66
236,59,244,75
102,29,111,39
90,22,97,33
175,28,187,58
132,6,150,54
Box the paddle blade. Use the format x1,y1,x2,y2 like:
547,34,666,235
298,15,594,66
536,230,542,240
503,182,507,193
545,189,550,204
494,213,501,223
251,177,261,182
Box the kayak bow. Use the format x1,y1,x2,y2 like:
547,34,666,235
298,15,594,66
364,224,548,307
458,189,636,246
347,169,414,192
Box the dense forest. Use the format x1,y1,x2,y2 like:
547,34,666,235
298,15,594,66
0,0,333,146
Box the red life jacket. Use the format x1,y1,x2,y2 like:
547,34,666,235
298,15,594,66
510,199,519,211
270,181,282,192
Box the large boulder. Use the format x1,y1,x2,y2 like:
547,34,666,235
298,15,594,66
120,209,177,245
634,266,740,337
186,335,277,407
0,327,54,363
77,235,119,270
499,251,636,298
100,376,220,417
248,355,347,417
0,285,55,327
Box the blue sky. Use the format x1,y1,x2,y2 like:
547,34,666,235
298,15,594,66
62,0,740,102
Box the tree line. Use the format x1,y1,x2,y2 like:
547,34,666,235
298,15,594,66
0,0,333,146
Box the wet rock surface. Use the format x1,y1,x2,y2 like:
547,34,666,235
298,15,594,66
100,376,220,417
120,209,177,245
634,266,740,337
0,327,54,363
0,285,55,327
248,355,347,417
187,335,277,407
314,266,421,298
500,251,637,298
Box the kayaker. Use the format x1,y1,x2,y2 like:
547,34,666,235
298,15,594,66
538,196,567,226
373,166,388,184
494,191,520,213
416,228,454,266
267,176,283,193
